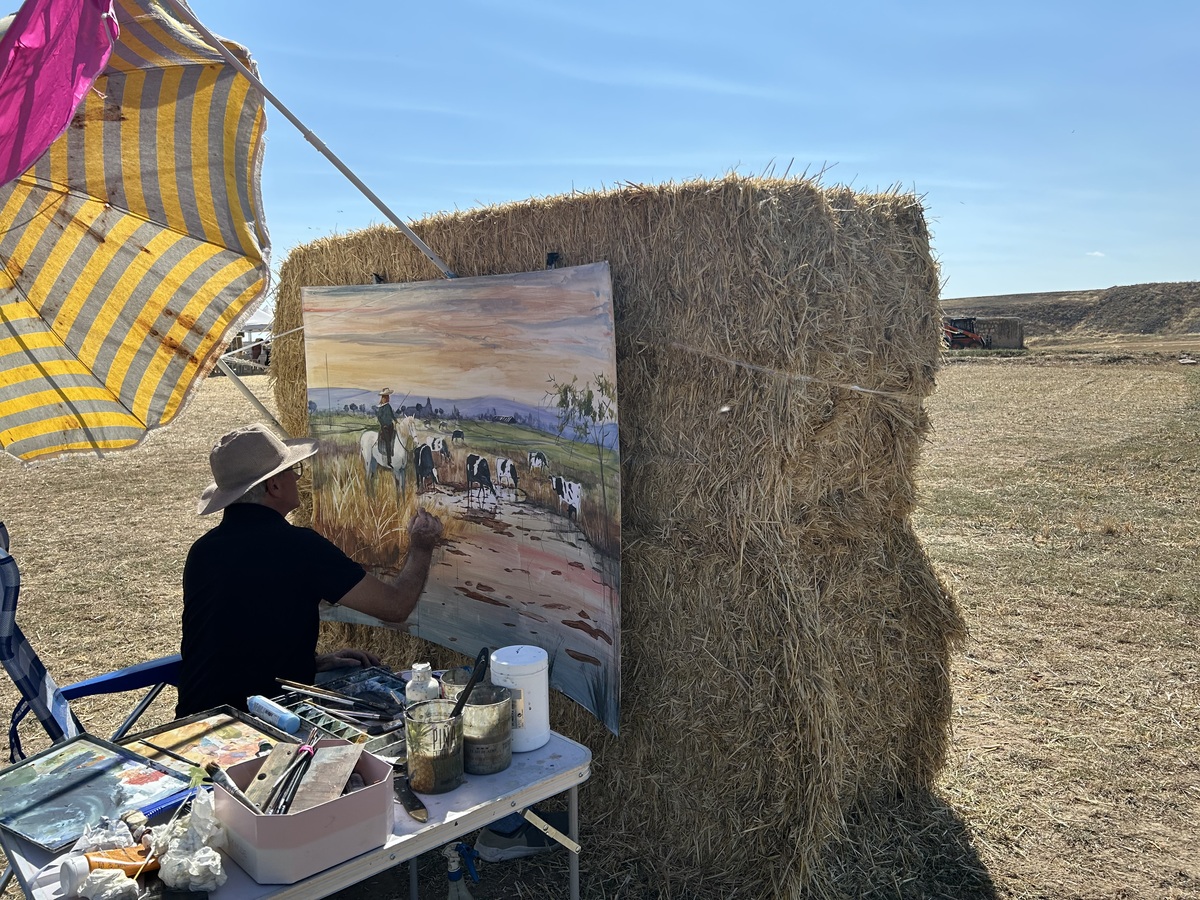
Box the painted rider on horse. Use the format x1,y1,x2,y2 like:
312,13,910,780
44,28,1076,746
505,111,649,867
376,388,397,466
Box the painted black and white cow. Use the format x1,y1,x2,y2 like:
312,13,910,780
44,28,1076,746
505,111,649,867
414,443,440,492
427,436,451,461
451,429,466,445
527,450,547,470
550,474,583,521
495,457,519,494
466,453,498,503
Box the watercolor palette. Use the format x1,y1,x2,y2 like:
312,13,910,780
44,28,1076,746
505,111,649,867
122,706,296,776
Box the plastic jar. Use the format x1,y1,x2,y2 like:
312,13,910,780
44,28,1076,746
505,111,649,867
406,663,441,704
489,645,550,752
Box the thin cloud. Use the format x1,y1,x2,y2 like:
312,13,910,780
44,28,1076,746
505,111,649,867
1086,251,1105,257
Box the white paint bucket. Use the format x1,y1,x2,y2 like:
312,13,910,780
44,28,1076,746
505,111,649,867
489,645,550,752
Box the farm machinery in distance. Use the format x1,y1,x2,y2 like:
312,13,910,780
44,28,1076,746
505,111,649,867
942,316,992,350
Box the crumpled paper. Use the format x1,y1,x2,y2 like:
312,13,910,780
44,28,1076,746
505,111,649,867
77,869,139,900
146,791,227,892
71,818,136,853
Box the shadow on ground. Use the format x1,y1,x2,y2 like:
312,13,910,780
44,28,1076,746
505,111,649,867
328,789,995,900
807,789,998,900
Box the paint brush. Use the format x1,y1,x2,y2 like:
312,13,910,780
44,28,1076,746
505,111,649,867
275,680,357,706
138,741,261,814
276,678,392,713
138,740,200,769
307,702,397,722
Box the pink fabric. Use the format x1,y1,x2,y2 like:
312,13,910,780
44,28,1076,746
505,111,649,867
0,0,118,188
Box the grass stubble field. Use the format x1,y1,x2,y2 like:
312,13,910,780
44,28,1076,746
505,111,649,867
0,339,1196,899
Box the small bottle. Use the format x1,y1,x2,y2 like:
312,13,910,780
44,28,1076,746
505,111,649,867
406,663,441,704
247,695,301,733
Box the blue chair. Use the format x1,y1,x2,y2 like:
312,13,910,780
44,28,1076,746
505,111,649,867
0,522,182,763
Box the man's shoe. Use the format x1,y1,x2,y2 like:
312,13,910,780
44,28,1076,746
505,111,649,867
474,810,569,862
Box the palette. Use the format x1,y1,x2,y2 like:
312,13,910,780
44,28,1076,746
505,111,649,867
122,706,297,776
0,735,190,852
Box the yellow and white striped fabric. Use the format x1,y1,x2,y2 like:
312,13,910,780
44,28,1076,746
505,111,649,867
0,0,269,460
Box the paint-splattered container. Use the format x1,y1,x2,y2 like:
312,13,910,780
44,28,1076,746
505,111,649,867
461,685,512,775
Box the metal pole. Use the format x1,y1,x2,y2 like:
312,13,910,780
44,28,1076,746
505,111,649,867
159,0,456,279
214,357,284,431
569,784,580,900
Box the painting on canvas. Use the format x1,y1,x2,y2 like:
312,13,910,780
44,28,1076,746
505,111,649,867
302,263,620,733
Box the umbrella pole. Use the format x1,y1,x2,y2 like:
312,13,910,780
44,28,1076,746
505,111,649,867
158,0,456,280
215,357,284,430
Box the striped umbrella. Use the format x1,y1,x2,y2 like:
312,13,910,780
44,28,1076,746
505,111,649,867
0,0,269,461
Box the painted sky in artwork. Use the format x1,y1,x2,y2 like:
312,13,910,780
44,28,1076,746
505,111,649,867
303,264,614,406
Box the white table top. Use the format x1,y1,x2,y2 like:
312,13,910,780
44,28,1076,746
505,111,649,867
2,731,591,900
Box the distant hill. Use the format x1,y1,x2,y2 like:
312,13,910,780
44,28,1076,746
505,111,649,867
942,281,1200,336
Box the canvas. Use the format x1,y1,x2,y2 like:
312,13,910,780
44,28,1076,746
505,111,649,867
302,263,621,733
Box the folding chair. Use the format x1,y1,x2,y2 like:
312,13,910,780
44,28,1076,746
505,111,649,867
0,522,182,763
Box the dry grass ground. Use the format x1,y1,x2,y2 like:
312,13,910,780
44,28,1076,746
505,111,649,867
0,350,1197,898
919,355,1200,900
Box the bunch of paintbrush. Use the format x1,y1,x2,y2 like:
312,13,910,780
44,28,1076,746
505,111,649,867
261,728,319,815
276,679,395,714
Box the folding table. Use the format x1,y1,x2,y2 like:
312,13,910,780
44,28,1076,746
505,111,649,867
0,731,591,900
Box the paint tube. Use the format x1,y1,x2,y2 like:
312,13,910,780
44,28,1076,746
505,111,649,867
247,695,301,733
59,846,158,895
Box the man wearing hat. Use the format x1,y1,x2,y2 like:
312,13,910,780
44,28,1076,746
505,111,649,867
375,388,397,466
175,424,443,717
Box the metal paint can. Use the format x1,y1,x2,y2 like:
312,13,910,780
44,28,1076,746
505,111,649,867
439,666,473,701
461,684,513,775
489,645,550,752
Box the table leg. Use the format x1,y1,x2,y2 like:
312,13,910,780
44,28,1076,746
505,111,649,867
409,856,419,900
569,785,579,900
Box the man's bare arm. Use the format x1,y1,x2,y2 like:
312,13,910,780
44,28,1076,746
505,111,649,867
338,510,443,623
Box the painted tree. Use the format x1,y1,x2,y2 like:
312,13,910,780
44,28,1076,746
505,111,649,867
546,373,617,525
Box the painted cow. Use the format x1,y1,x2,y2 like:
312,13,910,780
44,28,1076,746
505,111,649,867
414,443,440,492
527,450,547,470
495,457,519,494
550,474,583,521
466,453,498,503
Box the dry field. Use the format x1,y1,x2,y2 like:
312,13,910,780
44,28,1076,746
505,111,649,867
920,353,1200,900
0,350,1197,898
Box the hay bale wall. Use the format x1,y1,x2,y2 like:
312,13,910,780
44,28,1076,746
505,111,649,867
977,316,1025,349
272,175,965,898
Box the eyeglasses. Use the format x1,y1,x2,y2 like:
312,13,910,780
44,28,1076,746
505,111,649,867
290,462,305,477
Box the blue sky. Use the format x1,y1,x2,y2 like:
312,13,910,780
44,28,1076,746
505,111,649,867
194,0,1197,302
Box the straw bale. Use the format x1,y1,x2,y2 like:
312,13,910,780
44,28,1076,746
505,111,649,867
271,174,965,897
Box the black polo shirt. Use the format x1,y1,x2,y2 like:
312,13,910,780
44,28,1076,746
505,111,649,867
175,504,366,717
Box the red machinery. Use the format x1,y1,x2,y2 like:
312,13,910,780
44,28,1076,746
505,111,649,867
942,316,991,349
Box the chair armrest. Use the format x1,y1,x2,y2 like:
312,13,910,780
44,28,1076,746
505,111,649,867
59,654,181,700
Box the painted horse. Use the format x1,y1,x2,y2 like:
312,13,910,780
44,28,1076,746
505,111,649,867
360,416,417,493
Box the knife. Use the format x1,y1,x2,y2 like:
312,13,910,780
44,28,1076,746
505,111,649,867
392,764,427,823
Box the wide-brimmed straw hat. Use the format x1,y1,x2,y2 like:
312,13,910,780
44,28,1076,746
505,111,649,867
197,424,317,516
378,387,393,397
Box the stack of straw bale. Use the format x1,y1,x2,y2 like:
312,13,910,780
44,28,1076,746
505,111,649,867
271,175,965,897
